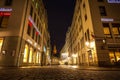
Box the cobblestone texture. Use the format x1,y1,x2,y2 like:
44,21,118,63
0,65,120,80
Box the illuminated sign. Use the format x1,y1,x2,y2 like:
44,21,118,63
0,8,12,16
101,18,114,22
0,8,12,12
107,0,120,3
0,12,11,16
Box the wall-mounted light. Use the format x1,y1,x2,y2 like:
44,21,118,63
2,50,6,55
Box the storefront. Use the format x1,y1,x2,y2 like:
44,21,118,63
22,43,41,66
109,49,120,65
0,38,3,53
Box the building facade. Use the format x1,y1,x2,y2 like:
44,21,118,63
0,0,51,67
63,0,120,66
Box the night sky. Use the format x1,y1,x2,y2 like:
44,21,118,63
43,0,75,53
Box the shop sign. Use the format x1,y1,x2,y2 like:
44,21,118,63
0,12,11,16
0,8,12,16
107,0,120,3
0,8,12,12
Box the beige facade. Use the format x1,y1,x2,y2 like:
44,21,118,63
0,0,51,67
63,0,120,66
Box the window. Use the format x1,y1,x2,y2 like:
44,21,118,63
99,6,107,16
104,27,110,34
29,47,33,63
103,23,111,37
0,38,3,53
34,13,36,23
5,0,12,6
36,52,39,63
112,23,120,38
35,32,38,42
112,27,119,34
0,16,9,28
27,25,31,36
85,33,87,41
38,35,40,44
27,21,32,36
30,6,33,17
32,28,35,39
83,3,85,8
23,44,29,63
109,50,120,64
85,14,87,21
36,2,38,9
81,37,84,48
85,29,90,41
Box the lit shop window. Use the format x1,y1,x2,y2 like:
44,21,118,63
36,52,39,63
112,23,120,37
0,38,3,53
116,52,120,61
109,51,115,64
103,27,111,37
112,27,119,34
29,47,33,63
109,51,120,64
103,23,111,37
23,44,29,63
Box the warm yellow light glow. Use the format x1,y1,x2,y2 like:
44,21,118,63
36,52,39,63
0,38,3,53
85,41,89,47
85,41,95,48
71,65,78,69
90,41,95,48
23,44,28,62
29,47,33,63
72,54,77,58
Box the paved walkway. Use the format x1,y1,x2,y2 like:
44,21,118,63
63,65,120,71
0,65,120,80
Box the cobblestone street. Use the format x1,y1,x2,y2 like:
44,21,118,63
0,65,120,80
